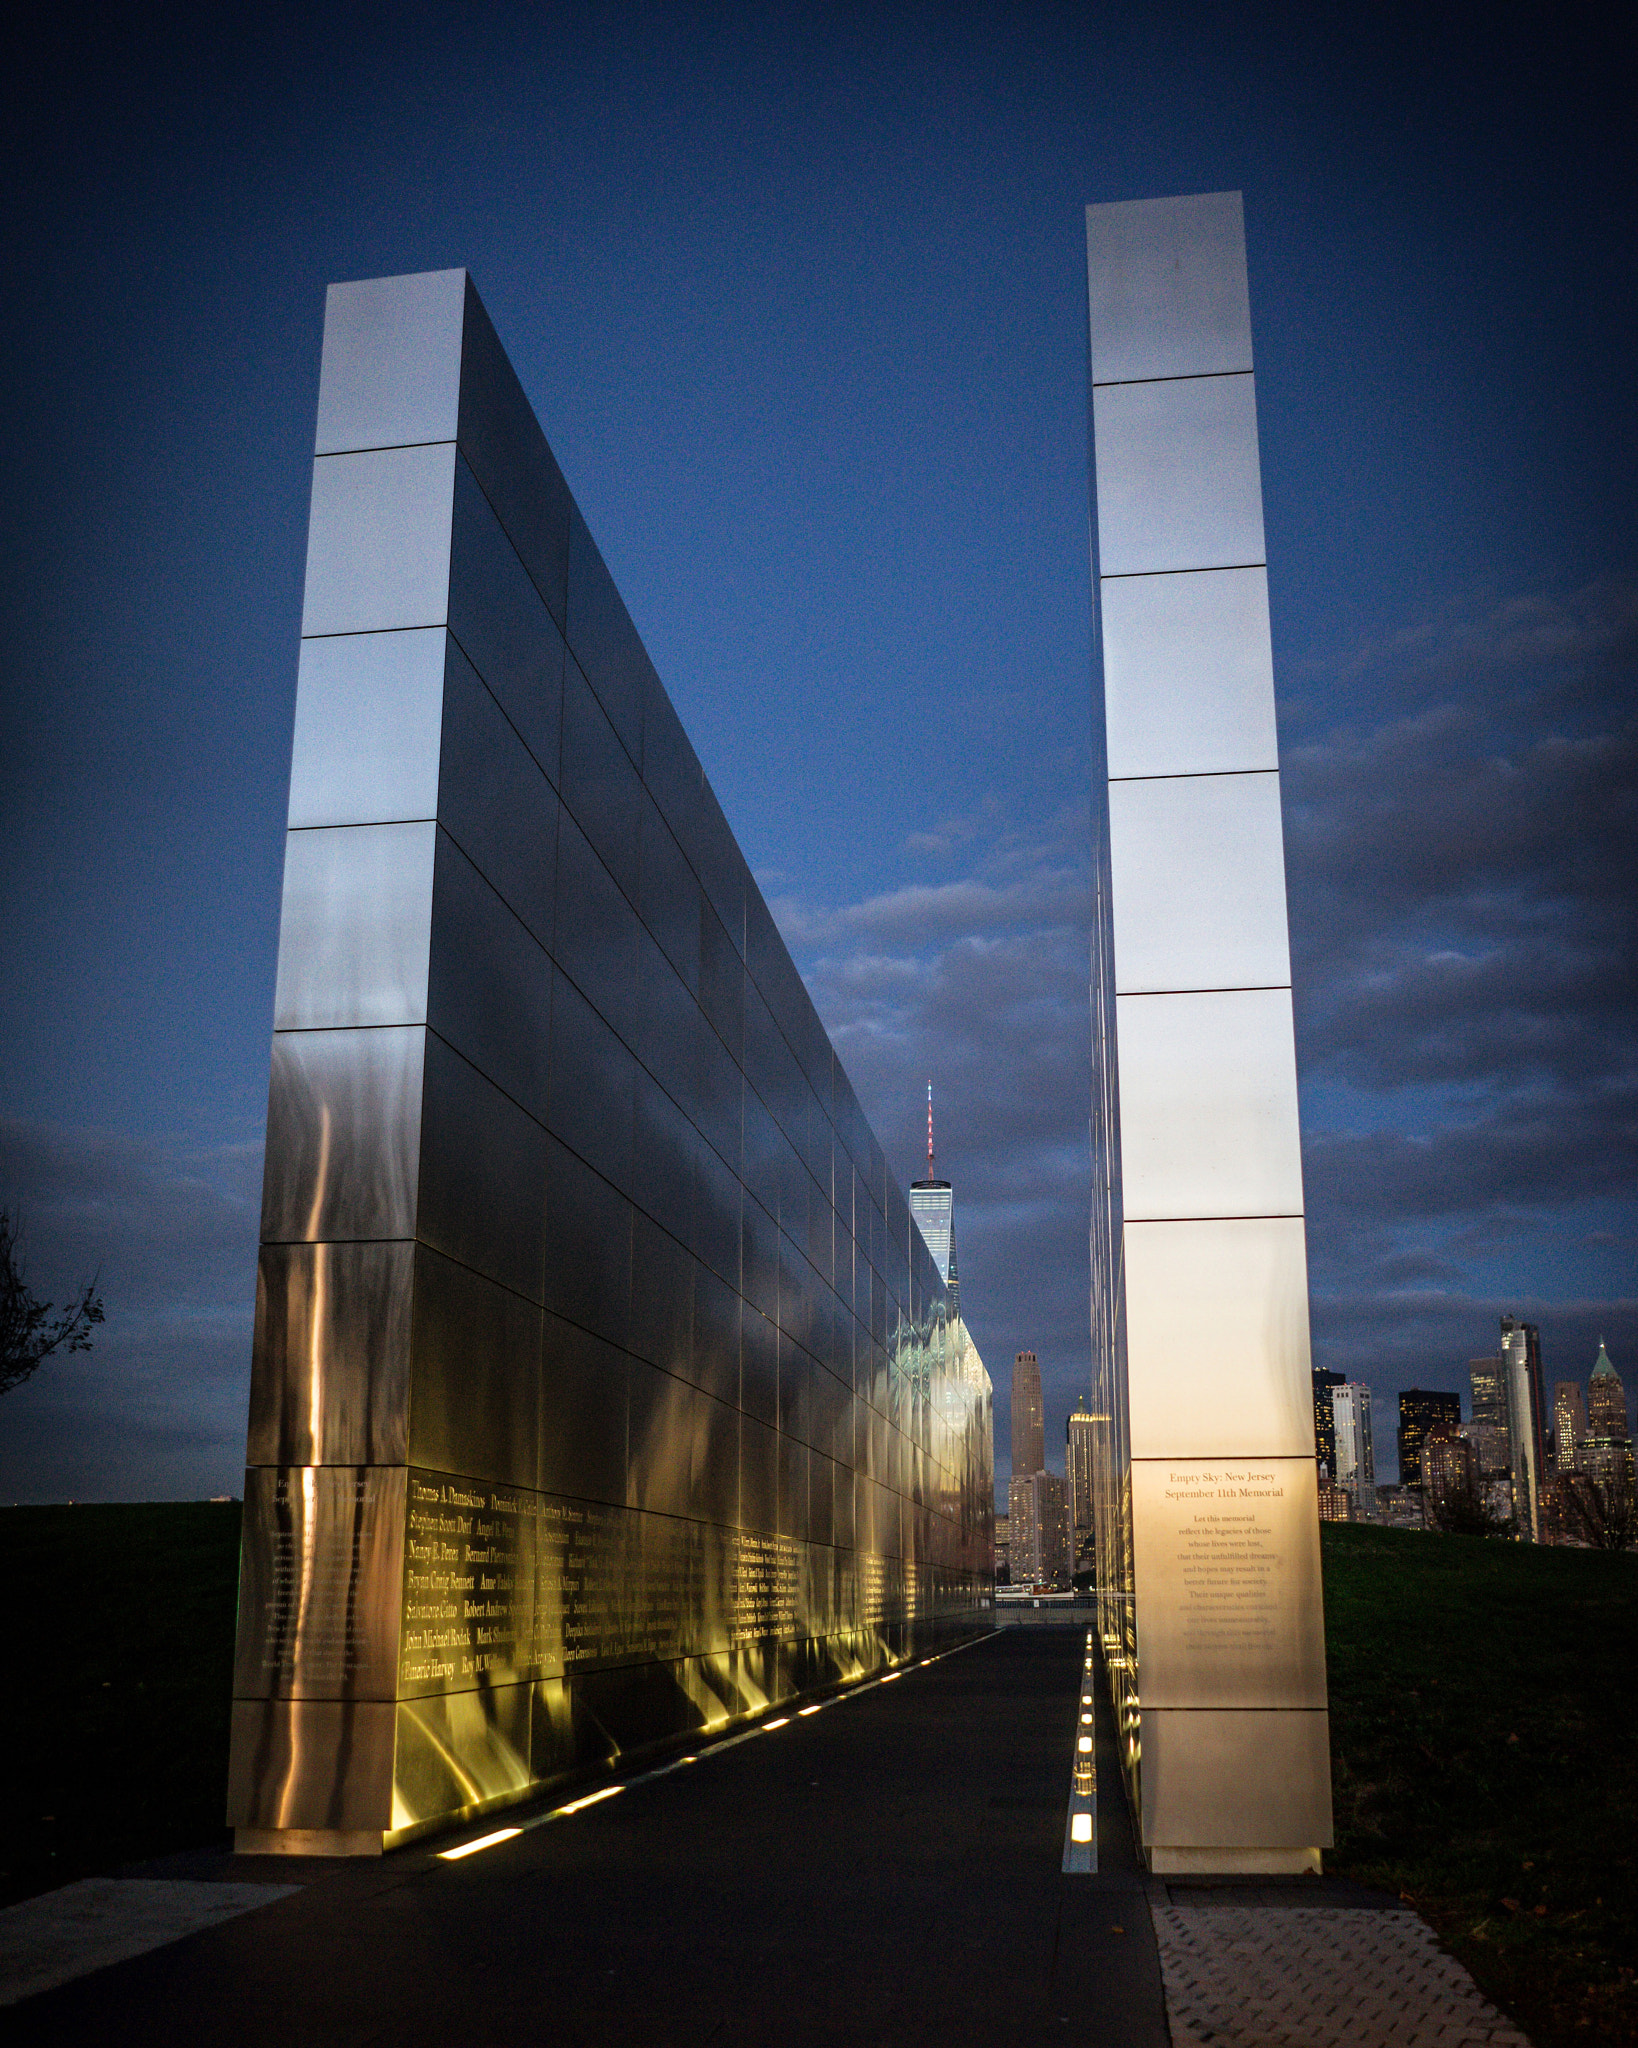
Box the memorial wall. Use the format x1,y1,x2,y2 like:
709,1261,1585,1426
1084,194,1332,1874
227,270,994,1855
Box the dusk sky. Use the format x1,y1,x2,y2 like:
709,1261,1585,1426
1,1,1633,1499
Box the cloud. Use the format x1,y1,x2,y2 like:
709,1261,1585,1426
0,1117,260,1500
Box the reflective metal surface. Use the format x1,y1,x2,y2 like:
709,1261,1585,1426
1086,192,1253,386
1139,1708,1332,1853
1086,195,1328,1872
273,822,436,1030
233,269,994,1854
1109,773,1290,993
301,445,457,639
1114,989,1305,1219
1092,376,1265,579
287,628,446,828
315,269,466,457
1123,1219,1313,1459
1102,568,1277,781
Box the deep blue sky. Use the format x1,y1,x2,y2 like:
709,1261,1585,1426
1,0,1633,1497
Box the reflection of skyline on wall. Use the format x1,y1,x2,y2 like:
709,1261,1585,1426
229,270,995,1854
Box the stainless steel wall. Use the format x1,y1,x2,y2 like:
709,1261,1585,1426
1084,195,1332,1874
229,270,995,1854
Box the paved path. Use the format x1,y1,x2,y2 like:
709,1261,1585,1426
3,1631,1170,2048
1,1631,1534,2045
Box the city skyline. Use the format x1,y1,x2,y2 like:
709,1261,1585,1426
1,5,1634,1502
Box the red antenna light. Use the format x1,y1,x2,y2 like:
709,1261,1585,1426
927,1082,935,1178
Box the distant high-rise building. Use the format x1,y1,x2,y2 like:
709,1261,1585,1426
1468,1354,1511,1478
909,1084,960,1319
1500,1316,1548,1542
1005,1470,1071,1588
1421,1426,1478,1528
1554,1381,1589,1476
1316,1475,1353,1523
1333,1384,1375,1517
1011,1350,1044,1479
1470,1354,1509,1432
1312,1368,1347,1477
1066,1405,1096,1574
1038,1471,1071,1588
994,1513,1012,1583
1397,1389,1461,1493
1582,1342,1634,1496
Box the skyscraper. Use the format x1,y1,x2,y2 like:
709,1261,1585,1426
1582,1342,1634,1495
909,1084,960,1320
1467,1355,1512,1482
1012,1350,1044,1479
1333,1383,1375,1517
1312,1367,1347,1477
1501,1315,1548,1542
1554,1381,1588,1476
1066,1404,1097,1574
1397,1390,1461,1493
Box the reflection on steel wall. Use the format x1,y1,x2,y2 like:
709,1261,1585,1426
1085,195,1332,1875
228,271,994,1855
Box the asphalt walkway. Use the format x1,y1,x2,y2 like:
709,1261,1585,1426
4,1630,1171,2048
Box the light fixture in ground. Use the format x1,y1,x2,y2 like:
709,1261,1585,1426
438,1828,521,1861
1070,1813,1093,1844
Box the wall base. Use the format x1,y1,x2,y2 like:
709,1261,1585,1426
235,1827,383,1857
1150,1845,1322,1876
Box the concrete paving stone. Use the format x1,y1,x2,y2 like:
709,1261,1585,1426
1149,1904,1533,2048
0,1877,300,2007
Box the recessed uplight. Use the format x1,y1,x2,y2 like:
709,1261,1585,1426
1077,1737,1092,1753
438,1827,521,1860
1070,1812,1093,1844
798,1704,823,1717
882,1672,902,1683
763,1718,791,1731
560,1786,624,1815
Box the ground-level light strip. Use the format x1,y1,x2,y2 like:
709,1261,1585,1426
436,1632,1000,1862
1061,1630,1098,1874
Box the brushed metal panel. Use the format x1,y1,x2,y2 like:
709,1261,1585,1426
262,1026,424,1244
1102,568,1277,781
273,822,436,1030
1109,773,1291,994
627,1358,697,1518
301,444,457,638
1093,375,1265,578
541,1138,632,1347
1139,1707,1333,1848
448,458,566,788
226,1697,396,1833
629,1209,693,1381
437,636,558,946
249,1240,413,1467
547,966,635,1193
562,654,642,903
392,1683,534,1833
417,1034,549,1303
555,812,640,1048
287,628,446,828
1086,192,1252,385
407,1246,542,1488
1115,989,1304,1220
1131,1457,1326,1707
1124,1219,1313,1460
456,277,572,630
565,507,645,762
233,1464,406,1699
316,270,466,456
539,1312,628,1506
426,831,552,1122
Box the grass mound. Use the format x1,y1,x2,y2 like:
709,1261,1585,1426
1323,1521,1636,2047
0,1502,242,1909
